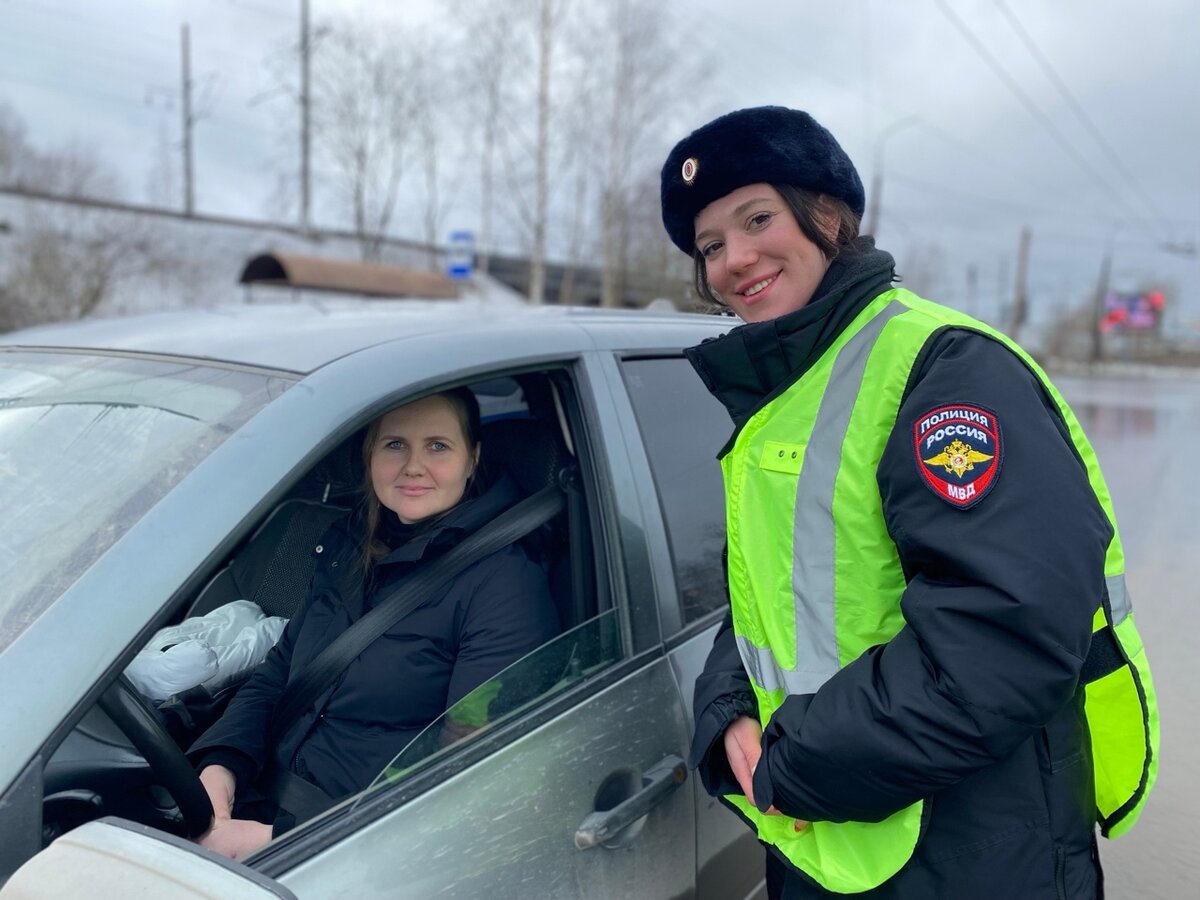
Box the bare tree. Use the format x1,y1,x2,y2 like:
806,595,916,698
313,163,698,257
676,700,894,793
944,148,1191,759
621,167,694,307
405,32,461,270
2,214,118,329
527,0,559,304
450,0,564,301
0,104,31,185
900,242,948,300
586,0,705,307
1,105,122,200
0,106,158,332
552,43,603,305
451,0,530,277
309,19,419,260
447,0,701,306
145,117,178,209
0,197,176,333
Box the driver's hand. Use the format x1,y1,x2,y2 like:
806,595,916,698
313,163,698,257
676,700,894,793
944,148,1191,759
197,816,273,860
198,764,237,820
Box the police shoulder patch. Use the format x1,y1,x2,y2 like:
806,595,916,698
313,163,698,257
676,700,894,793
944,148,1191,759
912,403,1002,508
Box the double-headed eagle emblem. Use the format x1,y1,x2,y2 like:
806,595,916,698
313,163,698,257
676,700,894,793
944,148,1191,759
923,439,993,478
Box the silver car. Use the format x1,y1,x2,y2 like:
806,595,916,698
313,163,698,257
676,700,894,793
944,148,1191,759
0,298,764,899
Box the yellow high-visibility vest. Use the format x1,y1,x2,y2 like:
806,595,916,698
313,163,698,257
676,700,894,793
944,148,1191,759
721,288,1158,893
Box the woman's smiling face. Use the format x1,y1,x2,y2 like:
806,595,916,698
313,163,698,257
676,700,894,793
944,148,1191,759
694,183,832,323
369,395,479,524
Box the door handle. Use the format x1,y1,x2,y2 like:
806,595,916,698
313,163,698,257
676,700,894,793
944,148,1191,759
573,755,687,850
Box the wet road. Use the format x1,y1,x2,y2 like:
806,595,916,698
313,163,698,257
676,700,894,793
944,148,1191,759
1055,369,1200,899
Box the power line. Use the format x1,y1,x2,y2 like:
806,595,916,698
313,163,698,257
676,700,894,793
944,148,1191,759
0,30,170,78
683,0,1138,235
4,2,288,77
932,0,1165,239
217,0,295,20
992,0,1173,235
888,171,1109,222
0,69,157,111
3,0,170,47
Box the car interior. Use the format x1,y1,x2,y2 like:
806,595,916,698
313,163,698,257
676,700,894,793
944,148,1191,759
38,368,614,850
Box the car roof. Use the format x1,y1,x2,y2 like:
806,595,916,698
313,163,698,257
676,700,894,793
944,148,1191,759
0,299,725,374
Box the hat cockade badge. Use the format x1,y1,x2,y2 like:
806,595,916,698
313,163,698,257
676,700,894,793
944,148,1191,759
681,157,698,185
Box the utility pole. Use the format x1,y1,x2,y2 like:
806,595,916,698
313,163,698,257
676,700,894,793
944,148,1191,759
864,169,883,238
863,115,919,237
181,24,194,216
300,0,311,232
1090,245,1112,363
1008,227,1031,341
995,255,1010,325
528,0,552,305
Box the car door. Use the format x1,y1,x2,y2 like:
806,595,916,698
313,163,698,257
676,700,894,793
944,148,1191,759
250,353,698,899
1,346,701,898
612,353,770,900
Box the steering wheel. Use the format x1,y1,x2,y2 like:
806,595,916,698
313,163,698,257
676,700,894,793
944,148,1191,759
97,675,215,838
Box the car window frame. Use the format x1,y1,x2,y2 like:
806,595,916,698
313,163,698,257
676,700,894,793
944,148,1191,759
598,351,732,641
3,330,640,875
250,353,676,875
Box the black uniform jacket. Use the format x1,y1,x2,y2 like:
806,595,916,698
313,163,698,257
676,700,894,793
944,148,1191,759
189,473,558,806
685,241,1113,899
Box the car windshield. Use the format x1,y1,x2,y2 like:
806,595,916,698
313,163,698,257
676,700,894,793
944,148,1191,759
0,350,292,652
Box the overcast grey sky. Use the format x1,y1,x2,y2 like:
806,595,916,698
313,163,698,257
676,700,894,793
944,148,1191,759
2,0,1198,331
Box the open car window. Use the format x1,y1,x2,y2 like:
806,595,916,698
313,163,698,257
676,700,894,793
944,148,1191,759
355,608,622,804
30,364,623,871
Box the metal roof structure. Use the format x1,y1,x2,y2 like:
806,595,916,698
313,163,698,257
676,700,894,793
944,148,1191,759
239,253,460,300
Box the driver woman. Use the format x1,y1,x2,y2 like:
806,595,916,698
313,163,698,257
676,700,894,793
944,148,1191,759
188,388,558,859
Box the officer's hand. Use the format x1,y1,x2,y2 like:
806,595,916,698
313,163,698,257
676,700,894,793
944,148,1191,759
725,716,769,808
724,715,808,829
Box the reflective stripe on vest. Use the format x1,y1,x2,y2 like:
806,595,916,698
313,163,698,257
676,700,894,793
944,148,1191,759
721,295,922,893
1108,573,1132,623
735,300,905,698
719,288,1157,892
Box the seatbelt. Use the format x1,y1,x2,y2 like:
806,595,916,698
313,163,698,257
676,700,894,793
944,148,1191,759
269,483,565,742
263,763,335,823
563,463,590,627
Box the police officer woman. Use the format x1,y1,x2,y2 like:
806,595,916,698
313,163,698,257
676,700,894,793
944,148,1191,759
660,106,1158,898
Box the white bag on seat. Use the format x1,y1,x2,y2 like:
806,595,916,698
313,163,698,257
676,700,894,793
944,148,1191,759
125,599,287,702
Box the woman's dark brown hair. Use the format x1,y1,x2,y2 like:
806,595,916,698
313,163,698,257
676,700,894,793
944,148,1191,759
692,184,861,311
358,387,482,573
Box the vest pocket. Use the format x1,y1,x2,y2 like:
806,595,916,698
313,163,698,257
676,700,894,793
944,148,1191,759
727,792,923,893
758,441,805,474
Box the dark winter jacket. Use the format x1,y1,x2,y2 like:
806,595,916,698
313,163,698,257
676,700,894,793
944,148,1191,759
189,473,558,811
686,241,1111,899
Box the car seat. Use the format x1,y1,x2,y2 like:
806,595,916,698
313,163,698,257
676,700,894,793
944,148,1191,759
478,416,587,630
185,437,362,620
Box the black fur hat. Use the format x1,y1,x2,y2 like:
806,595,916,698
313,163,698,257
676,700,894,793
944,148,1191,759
660,106,864,254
